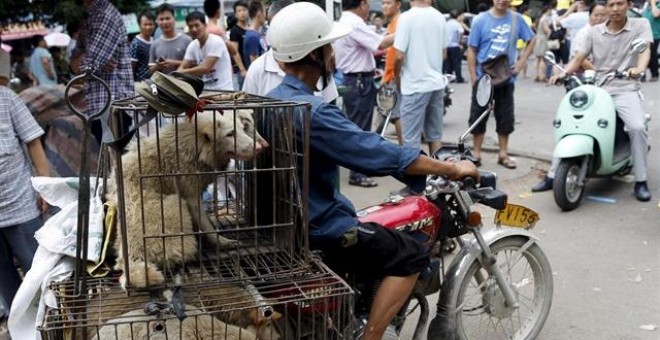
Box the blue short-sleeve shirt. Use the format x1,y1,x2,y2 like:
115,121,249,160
267,75,426,240
242,30,264,70
468,11,535,78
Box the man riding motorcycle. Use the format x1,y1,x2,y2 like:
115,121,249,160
532,0,654,202
265,3,479,339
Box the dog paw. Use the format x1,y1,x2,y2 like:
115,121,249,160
216,235,241,248
119,261,166,289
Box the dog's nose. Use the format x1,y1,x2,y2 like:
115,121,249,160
257,137,269,149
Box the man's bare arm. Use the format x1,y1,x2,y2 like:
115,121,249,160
405,156,479,181
41,56,55,79
228,41,247,75
467,46,478,84
393,49,404,89
636,44,652,71
27,139,49,177
177,57,218,76
379,34,395,49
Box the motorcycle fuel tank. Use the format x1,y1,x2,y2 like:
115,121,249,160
357,196,442,246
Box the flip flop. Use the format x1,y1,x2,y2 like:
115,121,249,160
498,156,517,169
349,176,378,188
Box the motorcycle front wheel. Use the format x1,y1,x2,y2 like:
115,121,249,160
434,236,553,340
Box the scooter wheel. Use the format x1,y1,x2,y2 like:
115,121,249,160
553,159,585,211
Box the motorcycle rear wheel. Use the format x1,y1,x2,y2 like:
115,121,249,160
553,159,584,211
435,236,553,340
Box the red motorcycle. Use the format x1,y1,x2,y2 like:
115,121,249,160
281,75,553,340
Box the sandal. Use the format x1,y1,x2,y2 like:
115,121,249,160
349,176,378,188
497,156,517,169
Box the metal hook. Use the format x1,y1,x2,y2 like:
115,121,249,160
64,68,112,125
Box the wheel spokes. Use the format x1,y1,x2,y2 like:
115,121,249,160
457,245,548,340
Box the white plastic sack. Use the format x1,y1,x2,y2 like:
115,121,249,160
9,177,104,340
31,177,104,263
8,250,74,340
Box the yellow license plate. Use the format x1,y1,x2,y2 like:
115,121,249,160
494,204,540,229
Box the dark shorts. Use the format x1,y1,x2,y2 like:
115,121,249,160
469,82,515,136
312,222,430,278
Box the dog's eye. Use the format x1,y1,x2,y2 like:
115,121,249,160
226,131,234,137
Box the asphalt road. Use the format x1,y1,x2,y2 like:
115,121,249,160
340,73,660,339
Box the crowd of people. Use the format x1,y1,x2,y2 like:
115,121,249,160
0,0,658,336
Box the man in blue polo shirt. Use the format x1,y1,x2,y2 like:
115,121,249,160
266,3,479,340
467,0,535,170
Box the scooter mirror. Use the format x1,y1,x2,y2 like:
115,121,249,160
474,74,493,108
630,39,648,54
544,51,556,66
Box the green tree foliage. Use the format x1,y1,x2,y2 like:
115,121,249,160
1,0,148,27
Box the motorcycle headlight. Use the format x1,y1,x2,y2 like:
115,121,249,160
569,90,589,109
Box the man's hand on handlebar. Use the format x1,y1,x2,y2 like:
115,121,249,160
626,67,643,79
449,160,480,181
548,72,565,86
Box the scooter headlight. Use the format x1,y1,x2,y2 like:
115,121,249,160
569,90,589,109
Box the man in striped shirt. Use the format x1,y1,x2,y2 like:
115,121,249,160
0,52,50,318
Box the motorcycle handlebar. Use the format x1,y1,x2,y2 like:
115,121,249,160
461,176,477,189
426,175,478,191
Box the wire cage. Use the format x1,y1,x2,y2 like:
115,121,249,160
38,84,356,339
39,258,354,340
103,92,316,290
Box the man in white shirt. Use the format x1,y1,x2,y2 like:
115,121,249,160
333,0,395,188
444,10,465,83
394,0,448,155
242,0,338,101
558,0,590,56
178,11,233,91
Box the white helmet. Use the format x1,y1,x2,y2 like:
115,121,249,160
268,2,351,63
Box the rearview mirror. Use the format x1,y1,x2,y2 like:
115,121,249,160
544,51,556,66
376,86,397,112
630,38,647,54
474,74,493,108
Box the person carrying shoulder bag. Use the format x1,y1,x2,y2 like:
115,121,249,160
466,0,536,170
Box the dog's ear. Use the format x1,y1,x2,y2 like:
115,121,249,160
236,110,269,149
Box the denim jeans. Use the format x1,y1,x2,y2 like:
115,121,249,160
0,216,42,315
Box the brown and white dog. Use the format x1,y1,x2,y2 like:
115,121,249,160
106,110,267,289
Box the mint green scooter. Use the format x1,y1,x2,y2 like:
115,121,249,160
543,39,649,211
